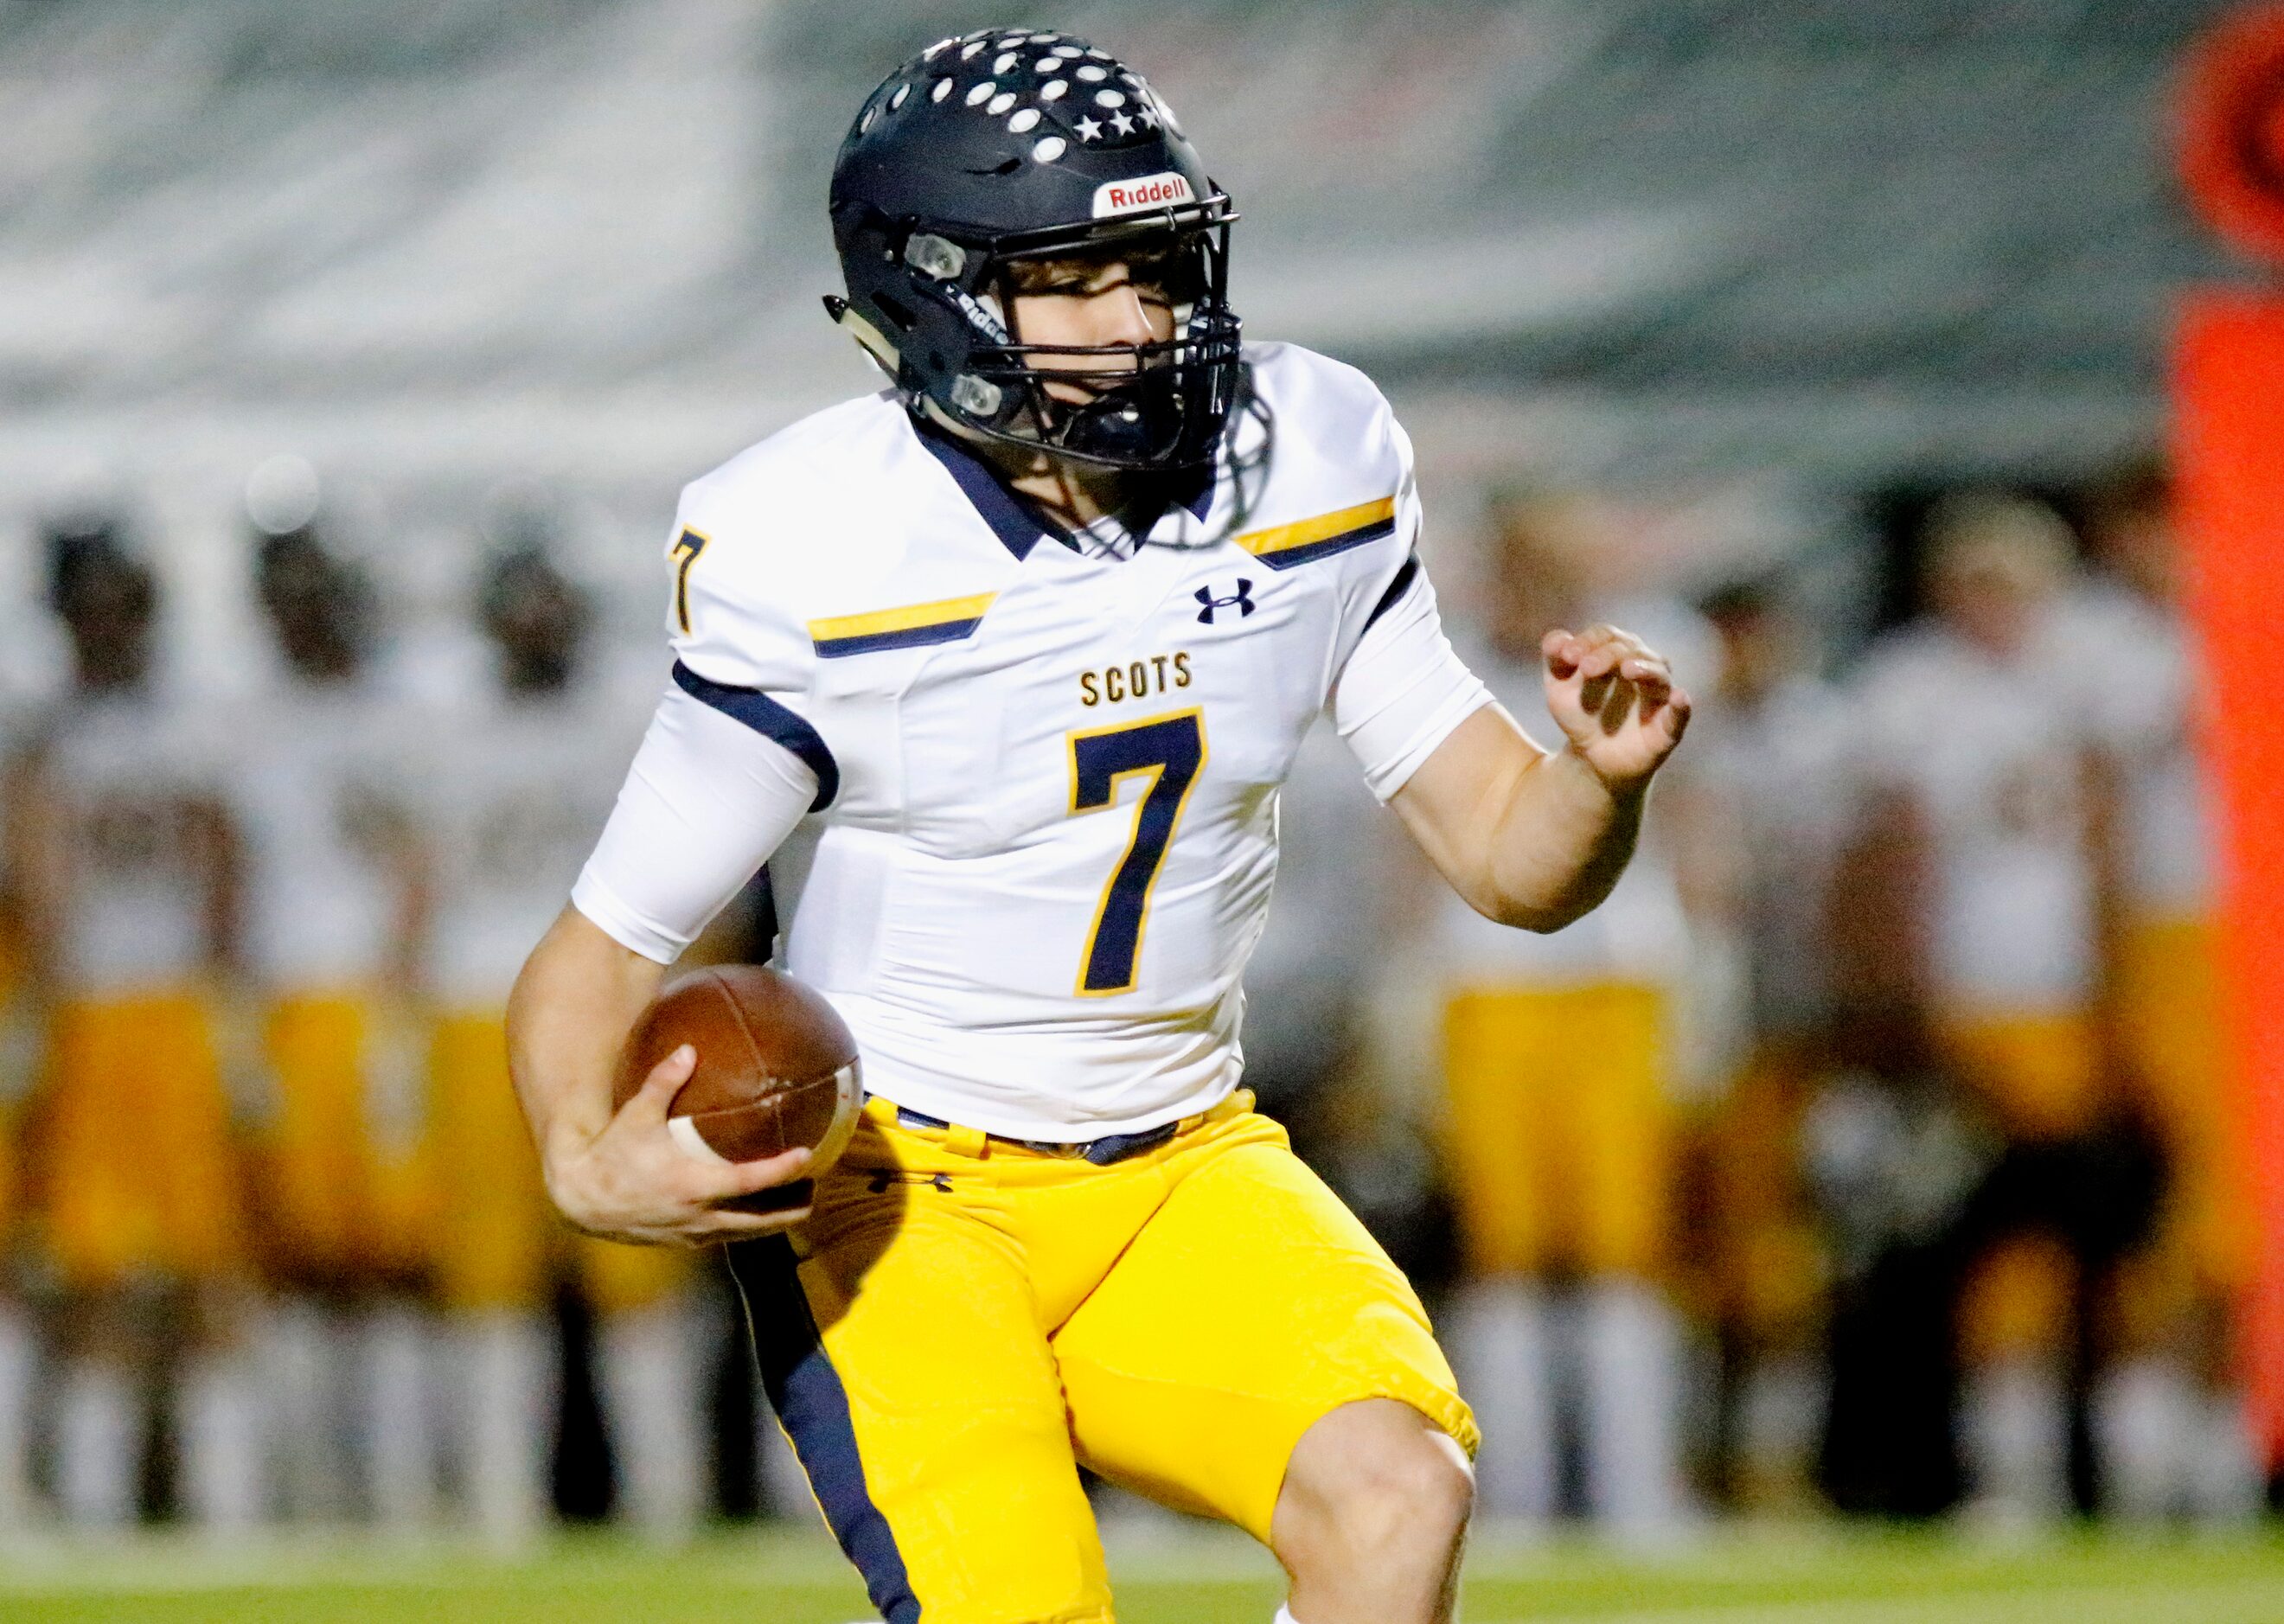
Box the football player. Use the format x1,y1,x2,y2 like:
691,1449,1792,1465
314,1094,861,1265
419,542,702,1544
1685,578,1853,1511
230,517,438,1525
1840,495,2102,1525
10,525,262,1531
2048,466,2258,1520
1430,496,1704,1538
509,31,1689,1624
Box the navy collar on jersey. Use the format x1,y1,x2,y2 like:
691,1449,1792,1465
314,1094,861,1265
910,414,1215,563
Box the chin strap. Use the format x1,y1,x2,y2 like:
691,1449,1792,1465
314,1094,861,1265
821,293,900,380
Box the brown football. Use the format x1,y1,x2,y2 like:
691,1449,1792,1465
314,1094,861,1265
613,964,863,1215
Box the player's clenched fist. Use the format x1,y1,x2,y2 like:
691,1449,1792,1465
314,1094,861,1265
543,1043,813,1249
1540,623,1691,791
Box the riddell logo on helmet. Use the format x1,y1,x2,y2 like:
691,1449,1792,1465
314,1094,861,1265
1092,172,1195,218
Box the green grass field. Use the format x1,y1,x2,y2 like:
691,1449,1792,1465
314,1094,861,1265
2,1523,2281,1623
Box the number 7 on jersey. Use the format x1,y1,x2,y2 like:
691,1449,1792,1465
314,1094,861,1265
1069,709,1207,995
670,528,709,634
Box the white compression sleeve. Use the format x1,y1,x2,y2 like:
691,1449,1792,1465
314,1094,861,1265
1331,559,1498,802
570,681,819,963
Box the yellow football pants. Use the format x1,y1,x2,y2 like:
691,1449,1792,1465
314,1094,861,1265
427,1011,553,1311
1703,1039,1825,1346
37,991,248,1287
426,1010,690,1314
255,992,439,1287
2112,914,2253,1329
1938,1009,2102,1144
730,1092,1474,1624
1939,1009,2103,1362
1440,983,1670,1278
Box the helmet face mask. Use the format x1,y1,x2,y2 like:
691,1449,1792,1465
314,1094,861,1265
962,221,1240,469
829,29,1243,474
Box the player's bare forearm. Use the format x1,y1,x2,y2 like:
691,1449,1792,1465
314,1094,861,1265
1392,707,1646,930
507,905,663,1160
1391,624,1687,931
508,905,811,1246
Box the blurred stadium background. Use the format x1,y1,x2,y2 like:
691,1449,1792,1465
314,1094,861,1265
5,0,2284,1616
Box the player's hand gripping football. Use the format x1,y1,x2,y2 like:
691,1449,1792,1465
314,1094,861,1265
548,1044,812,1248
1540,623,1691,792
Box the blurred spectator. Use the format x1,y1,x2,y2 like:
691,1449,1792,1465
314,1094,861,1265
1686,576,1853,1511
230,513,439,1527
2050,465,2261,1522
1433,495,1704,1540
1837,493,2102,1525
10,524,262,1532
415,540,696,1544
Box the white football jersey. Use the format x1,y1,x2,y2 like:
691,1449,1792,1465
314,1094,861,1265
421,678,649,1007
1686,671,1855,1038
227,678,422,991
1848,623,2097,1014
584,342,1476,1138
2044,583,2211,918
40,691,226,994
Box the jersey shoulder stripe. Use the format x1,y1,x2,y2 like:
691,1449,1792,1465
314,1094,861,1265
1361,551,1422,633
1235,496,1398,571
671,661,839,810
809,591,1001,659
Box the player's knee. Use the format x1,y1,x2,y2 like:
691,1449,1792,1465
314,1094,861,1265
1355,1429,1475,1549
1279,1403,1474,1564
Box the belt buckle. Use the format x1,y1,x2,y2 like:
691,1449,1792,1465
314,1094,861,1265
1019,1136,1089,1159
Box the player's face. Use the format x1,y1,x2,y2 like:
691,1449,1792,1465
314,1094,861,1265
483,566,589,679
260,547,364,679
1003,246,1183,404
64,566,156,691
1933,550,2043,659
1485,509,1584,665
1711,604,1788,700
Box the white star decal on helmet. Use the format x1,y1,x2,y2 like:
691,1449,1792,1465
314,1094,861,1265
1137,104,1160,129
1110,112,1135,136
1075,116,1103,141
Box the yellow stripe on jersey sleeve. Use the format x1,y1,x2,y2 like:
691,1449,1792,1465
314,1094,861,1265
807,591,1000,658
1233,496,1398,571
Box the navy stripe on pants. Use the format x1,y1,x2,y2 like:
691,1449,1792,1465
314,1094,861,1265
726,1237,920,1624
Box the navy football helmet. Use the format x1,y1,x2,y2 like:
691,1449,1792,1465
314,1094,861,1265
827,29,1242,471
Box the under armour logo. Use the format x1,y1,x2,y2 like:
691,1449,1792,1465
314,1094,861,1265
1194,579,1256,624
